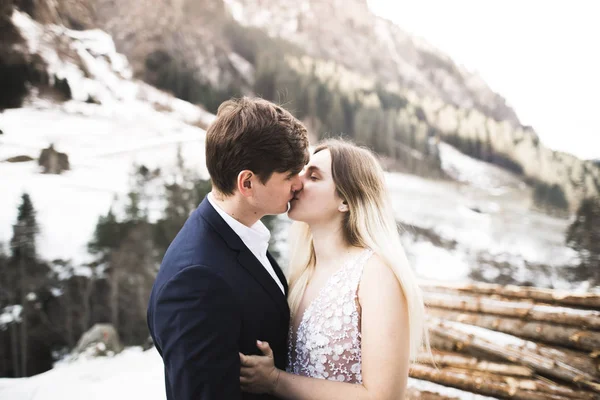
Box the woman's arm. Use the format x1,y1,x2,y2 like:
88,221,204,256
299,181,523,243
240,255,411,400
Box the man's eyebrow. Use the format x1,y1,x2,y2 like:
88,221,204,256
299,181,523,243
288,167,303,176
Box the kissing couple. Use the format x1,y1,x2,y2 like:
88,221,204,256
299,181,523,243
147,97,429,399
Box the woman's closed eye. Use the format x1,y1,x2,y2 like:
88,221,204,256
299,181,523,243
310,174,319,181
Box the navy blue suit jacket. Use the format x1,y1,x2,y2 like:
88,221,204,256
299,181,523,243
147,198,290,400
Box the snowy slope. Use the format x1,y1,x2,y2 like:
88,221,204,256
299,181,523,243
0,347,495,400
391,144,580,288
0,348,165,400
0,11,582,286
0,102,210,263
1,11,214,263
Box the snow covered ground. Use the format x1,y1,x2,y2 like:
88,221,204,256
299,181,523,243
0,102,210,263
389,144,581,289
0,348,165,400
0,347,495,400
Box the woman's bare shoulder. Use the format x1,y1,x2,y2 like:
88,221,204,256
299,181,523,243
358,253,405,304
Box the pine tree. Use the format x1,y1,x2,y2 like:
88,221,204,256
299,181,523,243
533,182,569,214
154,148,212,256
326,93,345,137
88,207,121,260
383,110,397,158
254,51,278,100
566,197,600,270
0,243,8,303
11,194,38,263
9,193,40,377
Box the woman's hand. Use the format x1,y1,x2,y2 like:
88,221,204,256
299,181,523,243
240,340,281,394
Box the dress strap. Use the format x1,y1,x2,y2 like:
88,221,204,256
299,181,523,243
349,248,374,287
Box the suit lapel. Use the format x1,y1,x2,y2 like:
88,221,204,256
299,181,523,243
267,252,288,296
236,250,289,316
198,198,289,316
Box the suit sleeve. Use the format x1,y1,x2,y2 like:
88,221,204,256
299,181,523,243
154,265,241,400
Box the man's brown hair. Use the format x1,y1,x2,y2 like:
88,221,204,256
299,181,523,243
205,97,310,195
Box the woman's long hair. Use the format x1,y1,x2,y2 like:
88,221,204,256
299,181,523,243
287,138,430,363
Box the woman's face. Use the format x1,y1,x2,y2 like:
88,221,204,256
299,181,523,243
288,149,345,224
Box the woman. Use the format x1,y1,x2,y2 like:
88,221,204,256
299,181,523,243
240,139,429,399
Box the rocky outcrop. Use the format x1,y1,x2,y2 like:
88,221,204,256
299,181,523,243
417,94,600,209
0,2,45,110
91,0,251,97
221,0,520,127
38,144,70,174
73,323,123,357
8,0,94,27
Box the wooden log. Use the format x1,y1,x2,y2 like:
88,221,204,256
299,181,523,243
420,279,600,309
427,324,600,383
428,331,509,364
418,350,533,377
405,387,455,400
426,308,600,353
424,292,600,330
407,377,499,400
427,317,600,393
410,363,596,400
405,387,457,400
456,370,599,400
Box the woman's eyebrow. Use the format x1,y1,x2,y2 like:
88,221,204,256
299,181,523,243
306,165,324,175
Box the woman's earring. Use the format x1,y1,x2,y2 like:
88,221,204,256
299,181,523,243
339,202,349,212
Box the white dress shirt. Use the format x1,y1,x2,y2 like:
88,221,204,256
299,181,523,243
207,193,285,294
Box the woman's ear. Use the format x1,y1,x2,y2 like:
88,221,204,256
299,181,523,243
338,200,349,213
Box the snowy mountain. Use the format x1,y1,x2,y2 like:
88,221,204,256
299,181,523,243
221,0,520,126
217,0,600,210
0,9,582,287
5,0,599,210
1,10,213,263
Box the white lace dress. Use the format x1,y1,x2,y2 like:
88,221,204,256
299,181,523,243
287,249,374,384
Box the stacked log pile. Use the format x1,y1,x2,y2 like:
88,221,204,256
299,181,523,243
406,280,600,400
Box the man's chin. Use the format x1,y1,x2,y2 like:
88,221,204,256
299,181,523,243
287,203,299,218
271,203,290,215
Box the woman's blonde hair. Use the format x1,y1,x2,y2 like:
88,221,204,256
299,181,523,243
287,138,430,362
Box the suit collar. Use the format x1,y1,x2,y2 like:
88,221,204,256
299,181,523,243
197,197,244,251
206,193,271,258
197,198,289,315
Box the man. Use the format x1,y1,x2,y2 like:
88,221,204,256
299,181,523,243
147,97,310,399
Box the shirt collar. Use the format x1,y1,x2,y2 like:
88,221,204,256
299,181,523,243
207,192,271,256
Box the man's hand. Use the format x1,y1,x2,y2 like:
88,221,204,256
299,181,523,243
239,340,281,394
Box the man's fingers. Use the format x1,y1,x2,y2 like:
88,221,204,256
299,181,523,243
240,366,255,378
239,353,256,367
256,340,274,358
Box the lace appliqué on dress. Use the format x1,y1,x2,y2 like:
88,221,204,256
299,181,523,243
288,249,374,384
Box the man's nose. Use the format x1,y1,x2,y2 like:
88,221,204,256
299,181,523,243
292,175,304,192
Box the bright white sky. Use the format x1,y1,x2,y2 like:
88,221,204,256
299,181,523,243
367,0,600,160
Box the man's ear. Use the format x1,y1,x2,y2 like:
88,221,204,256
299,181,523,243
237,170,254,196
